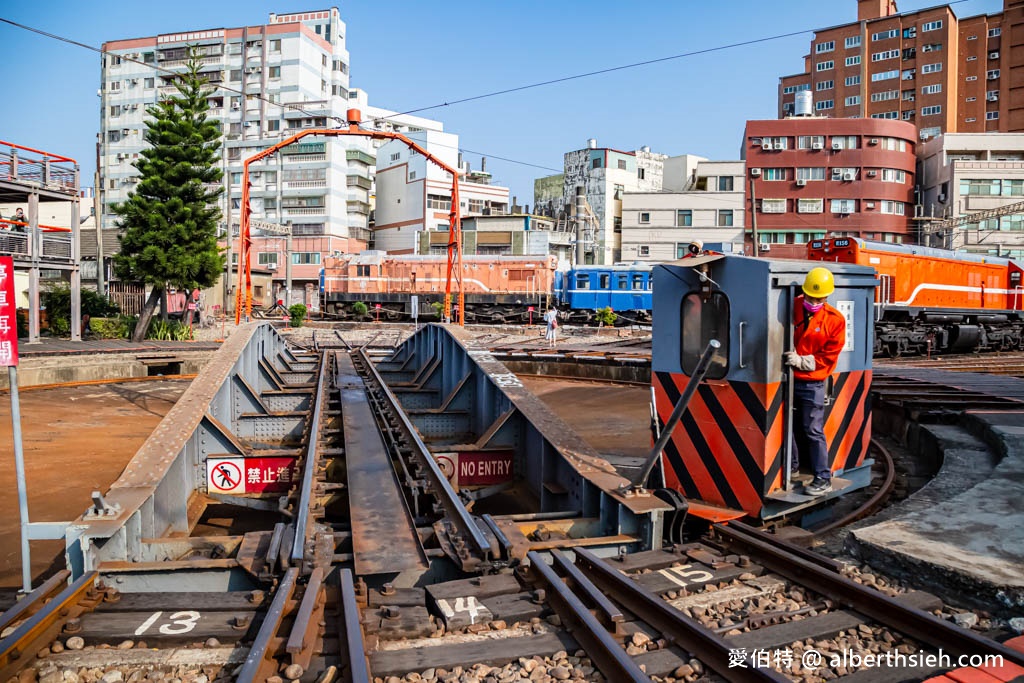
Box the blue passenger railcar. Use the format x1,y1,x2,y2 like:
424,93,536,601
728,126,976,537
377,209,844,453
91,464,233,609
558,265,653,323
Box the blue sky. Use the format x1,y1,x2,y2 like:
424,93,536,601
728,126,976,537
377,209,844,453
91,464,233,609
0,0,1002,205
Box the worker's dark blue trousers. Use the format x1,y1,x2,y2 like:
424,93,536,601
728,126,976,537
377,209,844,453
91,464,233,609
791,379,830,480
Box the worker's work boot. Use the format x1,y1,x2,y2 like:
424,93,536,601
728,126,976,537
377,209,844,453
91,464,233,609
805,477,832,497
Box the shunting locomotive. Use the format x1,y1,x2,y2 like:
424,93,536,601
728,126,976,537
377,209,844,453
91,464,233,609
649,252,878,521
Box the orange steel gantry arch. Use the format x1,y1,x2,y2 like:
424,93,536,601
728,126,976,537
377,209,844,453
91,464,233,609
233,109,465,325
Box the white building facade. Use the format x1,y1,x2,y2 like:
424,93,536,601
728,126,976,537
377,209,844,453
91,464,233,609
620,160,746,263
373,130,510,254
918,133,1024,257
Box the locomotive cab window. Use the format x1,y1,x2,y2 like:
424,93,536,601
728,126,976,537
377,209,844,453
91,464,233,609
680,292,729,379
600,274,611,289
632,274,645,290
356,265,370,277
575,274,590,290
617,275,628,290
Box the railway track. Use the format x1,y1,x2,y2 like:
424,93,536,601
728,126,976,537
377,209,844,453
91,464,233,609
3,329,1022,683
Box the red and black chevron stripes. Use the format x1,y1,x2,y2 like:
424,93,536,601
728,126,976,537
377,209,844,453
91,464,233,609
655,369,872,517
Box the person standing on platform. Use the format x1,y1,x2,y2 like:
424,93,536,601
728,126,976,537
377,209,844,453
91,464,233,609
544,307,559,348
784,266,846,497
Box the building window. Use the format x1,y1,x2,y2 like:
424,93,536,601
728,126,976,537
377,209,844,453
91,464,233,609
798,198,824,214
783,84,811,94
798,136,825,149
797,167,826,181
871,90,899,102
845,55,861,67
921,43,942,53
872,49,899,62
1003,180,1024,196
718,176,734,191
815,99,834,110
270,39,281,52
988,69,1001,79
881,169,906,183
832,136,856,149
870,111,899,119
966,117,977,123
967,75,979,81
987,90,999,101
761,199,786,213
763,168,787,181
846,36,861,48
816,80,834,91
922,20,943,32
831,167,856,180
639,212,650,224
110,105,121,117
427,195,452,210
872,29,898,41
960,179,1001,196
639,246,650,256
989,27,1002,37
921,105,942,116
675,243,689,259
922,84,942,95
290,252,321,265
987,111,1000,120
617,159,627,170
108,130,122,143
816,61,834,71
846,75,861,86
390,153,400,162
268,119,280,132
879,137,907,151
144,77,154,89
967,34,978,40
269,66,281,79
872,70,899,81
880,201,905,215
717,210,734,226
109,81,121,91
831,199,856,213
257,252,278,267
921,63,943,74
763,136,788,149
676,210,692,227
816,40,835,53
902,69,916,80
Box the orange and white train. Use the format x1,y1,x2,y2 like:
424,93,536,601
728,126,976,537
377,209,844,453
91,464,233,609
807,237,1024,355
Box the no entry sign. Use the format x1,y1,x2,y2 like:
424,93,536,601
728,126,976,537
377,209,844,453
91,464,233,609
207,457,299,494
434,451,514,489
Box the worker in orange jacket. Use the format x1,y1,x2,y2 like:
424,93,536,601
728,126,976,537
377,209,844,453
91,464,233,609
784,267,846,496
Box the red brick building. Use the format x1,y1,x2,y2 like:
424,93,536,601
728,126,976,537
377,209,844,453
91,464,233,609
779,0,1024,139
743,117,917,257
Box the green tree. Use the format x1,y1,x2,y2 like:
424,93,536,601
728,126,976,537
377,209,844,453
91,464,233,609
113,46,224,341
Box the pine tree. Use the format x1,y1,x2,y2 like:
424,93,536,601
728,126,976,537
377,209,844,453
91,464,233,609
113,47,224,341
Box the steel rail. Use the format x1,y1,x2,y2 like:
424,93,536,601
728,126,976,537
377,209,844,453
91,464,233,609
0,570,70,635
549,551,623,629
339,568,371,683
236,567,299,682
724,521,843,573
573,548,789,683
811,438,896,536
0,572,97,671
291,351,330,564
356,347,493,559
712,522,1024,667
526,551,651,683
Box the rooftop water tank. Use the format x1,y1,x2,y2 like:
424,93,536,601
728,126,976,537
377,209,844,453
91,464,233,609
794,91,813,117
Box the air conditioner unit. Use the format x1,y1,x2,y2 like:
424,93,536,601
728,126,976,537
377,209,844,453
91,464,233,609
750,168,761,177
762,142,773,150
796,178,808,187
832,168,843,176
866,202,876,209
812,142,824,150
990,52,1000,59
987,94,999,101
267,263,278,271
988,72,999,80
759,243,771,252
868,138,879,145
127,177,139,184
231,102,241,110
843,172,855,181
115,153,124,161
831,142,842,150
938,193,947,202
122,129,130,135
130,79,139,86
773,142,784,150
867,170,877,177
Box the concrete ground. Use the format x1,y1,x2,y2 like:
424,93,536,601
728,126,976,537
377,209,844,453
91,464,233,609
0,380,188,587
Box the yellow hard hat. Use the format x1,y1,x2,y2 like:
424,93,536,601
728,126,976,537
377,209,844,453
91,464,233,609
803,267,835,297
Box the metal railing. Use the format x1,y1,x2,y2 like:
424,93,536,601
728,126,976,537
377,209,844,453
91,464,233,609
0,140,78,193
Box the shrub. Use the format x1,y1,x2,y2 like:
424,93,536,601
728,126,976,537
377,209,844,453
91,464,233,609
289,303,308,328
430,301,444,319
42,284,120,338
352,301,368,316
90,316,133,339
147,319,192,341
595,306,617,327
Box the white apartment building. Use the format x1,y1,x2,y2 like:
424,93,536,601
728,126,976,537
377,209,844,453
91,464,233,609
918,132,1024,257
533,140,667,265
620,160,746,262
373,130,510,253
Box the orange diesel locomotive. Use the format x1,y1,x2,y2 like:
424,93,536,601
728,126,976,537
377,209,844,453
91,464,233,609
807,237,1024,355
322,253,555,323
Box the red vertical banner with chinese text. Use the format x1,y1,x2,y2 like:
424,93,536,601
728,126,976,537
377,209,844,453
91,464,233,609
0,257,18,367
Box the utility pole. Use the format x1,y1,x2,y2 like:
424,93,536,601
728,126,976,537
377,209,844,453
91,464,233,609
285,220,293,308
574,186,586,266
93,135,105,296
749,178,760,257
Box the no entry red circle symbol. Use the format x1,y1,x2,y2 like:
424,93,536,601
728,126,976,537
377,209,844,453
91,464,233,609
211,461,242,491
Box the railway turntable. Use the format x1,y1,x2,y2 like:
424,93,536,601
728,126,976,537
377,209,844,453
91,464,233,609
650,253,878,521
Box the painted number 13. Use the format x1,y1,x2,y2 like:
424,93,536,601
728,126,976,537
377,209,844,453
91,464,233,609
134,611,201,636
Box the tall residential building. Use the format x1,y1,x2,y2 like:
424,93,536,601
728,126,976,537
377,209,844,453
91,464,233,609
743,116,917,257
917,132,1024,257
620,160,746,262
532,140,667,265
373,131,510,254
99,9,444,305
778,0,1024,140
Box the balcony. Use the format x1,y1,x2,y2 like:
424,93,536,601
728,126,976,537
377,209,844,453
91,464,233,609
347,200,370,215
347,175,372,190
284,153,326,162
346,150,375,165
284,206,326,216
284,179,327,189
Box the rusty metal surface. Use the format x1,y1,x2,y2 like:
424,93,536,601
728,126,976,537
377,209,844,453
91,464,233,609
338,352,427,575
